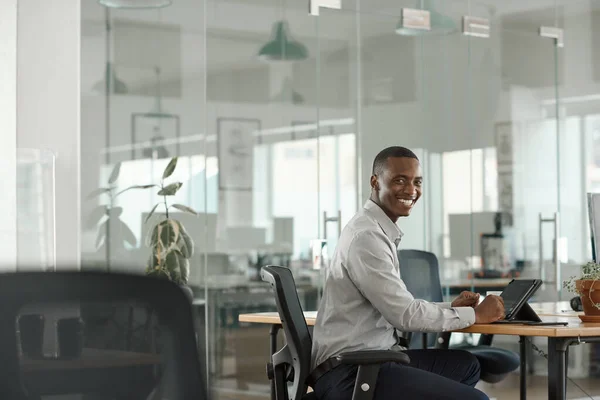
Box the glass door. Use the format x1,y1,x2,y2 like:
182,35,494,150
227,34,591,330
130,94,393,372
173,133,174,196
314,3,360,293
469,0,562,304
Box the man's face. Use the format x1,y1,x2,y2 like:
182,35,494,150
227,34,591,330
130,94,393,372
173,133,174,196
371,157,422,221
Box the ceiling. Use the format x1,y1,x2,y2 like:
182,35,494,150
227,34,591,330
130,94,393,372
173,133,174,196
81,0,598,96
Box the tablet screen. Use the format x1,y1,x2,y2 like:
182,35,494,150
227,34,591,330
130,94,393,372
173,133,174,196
500,279,540,318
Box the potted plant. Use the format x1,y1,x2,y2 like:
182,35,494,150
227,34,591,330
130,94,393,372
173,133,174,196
111,157,198,288
563,261,600,319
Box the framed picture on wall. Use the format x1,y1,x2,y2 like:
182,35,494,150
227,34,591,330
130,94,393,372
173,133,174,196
217,118,261,191
130,112,180,160
494,122,513,167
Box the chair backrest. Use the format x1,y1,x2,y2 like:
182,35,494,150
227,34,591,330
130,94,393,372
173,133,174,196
261,265,312,400
0,271,207,400
398,250,444,348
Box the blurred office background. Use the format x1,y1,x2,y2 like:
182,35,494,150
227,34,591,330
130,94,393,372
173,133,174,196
8,0,600,398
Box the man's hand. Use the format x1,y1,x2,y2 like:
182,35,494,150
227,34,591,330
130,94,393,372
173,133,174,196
451,291,480,308
474,295,505,324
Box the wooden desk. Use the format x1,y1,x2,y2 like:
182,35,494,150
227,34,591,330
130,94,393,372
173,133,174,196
239,304,600,400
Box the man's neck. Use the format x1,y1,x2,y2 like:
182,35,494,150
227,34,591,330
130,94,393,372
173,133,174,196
369,195,399,223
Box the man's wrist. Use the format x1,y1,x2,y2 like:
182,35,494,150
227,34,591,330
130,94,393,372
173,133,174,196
454,306,476,325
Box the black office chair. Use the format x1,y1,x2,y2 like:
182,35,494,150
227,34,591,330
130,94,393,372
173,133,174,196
0,271,207,400
261,265,410,400
398,250,520,384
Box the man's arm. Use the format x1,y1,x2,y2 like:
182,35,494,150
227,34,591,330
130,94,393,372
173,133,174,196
346,230,475,332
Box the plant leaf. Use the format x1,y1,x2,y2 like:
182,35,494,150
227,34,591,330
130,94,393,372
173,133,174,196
164,249,187,284
162,157,178,179
108,162,122,184
157,182,182,196
144,203,161,224
147,224,160,247
87,188,110,200
171,204,198,216
173,220,194,258
158,219,179,248
116,184,157,197
86,206,108,229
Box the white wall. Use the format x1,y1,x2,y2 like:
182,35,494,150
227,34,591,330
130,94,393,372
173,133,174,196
17,0,81,267
0,0,18,271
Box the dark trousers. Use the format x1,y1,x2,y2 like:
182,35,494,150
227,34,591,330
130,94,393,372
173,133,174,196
314,349,489,400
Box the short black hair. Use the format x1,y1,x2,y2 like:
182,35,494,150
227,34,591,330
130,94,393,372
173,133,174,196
372,146,419,176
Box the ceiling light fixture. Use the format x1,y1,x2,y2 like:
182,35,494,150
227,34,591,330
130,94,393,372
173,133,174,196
98,0,172,9
395,0,456,36
258,21,308,61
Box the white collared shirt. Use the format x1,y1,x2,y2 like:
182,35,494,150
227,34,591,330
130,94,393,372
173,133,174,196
311,200,475,369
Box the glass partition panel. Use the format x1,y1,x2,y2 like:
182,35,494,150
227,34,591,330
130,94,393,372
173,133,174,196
315,4,359,285
17,148,56,272
80,0,211,393
555,0,599,277
205,1,319,398
461,1,561,308
355,0,428,251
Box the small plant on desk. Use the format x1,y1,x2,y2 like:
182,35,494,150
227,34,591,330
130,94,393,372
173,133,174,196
563,261,600,316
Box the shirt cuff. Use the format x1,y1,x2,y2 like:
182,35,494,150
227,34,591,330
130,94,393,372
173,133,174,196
437,302,452,309
453,307,476,326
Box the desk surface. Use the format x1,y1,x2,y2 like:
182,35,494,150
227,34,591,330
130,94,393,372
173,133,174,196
20,348,160,372
238,302,598,338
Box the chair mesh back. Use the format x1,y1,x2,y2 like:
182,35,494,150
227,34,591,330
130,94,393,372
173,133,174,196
398,250,444,348
261,266,312,400
0,271,207,400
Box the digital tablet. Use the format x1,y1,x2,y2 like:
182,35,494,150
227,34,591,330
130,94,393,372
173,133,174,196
498,279,543,321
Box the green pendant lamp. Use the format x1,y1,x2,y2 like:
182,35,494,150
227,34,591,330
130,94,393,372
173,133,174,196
98,0,172,9
93,62,128,94
258,21,308,61
395,0,457,36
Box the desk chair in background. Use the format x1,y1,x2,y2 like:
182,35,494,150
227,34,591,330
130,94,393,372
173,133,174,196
0,271,207,400
398,250,520,383
261,265,410,400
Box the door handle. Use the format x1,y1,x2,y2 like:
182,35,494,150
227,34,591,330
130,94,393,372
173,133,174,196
538,212,561,293
323,210,342,239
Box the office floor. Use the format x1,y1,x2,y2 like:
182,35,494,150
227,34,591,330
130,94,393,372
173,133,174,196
215,372,600,400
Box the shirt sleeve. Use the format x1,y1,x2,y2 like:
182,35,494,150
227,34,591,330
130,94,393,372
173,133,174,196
345,230,475,332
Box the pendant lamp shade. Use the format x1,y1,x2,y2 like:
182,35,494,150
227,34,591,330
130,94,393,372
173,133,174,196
93,62,128,94
395,0,456,36
259,21,308,61
98,0,172,9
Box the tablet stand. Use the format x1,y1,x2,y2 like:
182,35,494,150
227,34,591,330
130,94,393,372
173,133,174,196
511,302,542,323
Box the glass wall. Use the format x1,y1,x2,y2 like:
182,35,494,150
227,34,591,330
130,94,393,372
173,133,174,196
80,0,600,397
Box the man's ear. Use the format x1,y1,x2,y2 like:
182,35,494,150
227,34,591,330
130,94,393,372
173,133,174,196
370,175,379,191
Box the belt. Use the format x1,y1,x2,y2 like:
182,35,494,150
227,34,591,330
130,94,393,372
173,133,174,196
307,337,409,387
307,357,342,387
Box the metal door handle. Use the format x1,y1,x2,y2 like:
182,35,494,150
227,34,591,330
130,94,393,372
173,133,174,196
323,210,342,239
538,212,561,293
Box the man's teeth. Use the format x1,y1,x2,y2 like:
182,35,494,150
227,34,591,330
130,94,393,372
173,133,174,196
399,199,413,206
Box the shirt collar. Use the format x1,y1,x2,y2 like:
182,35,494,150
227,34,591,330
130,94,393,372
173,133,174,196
364,200,404,246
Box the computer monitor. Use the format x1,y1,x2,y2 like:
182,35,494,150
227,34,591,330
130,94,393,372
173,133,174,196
587,193,600,263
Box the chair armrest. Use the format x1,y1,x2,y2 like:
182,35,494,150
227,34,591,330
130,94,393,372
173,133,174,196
336,350,410,366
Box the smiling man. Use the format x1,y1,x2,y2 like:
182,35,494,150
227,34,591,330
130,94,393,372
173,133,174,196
310,146,504,400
